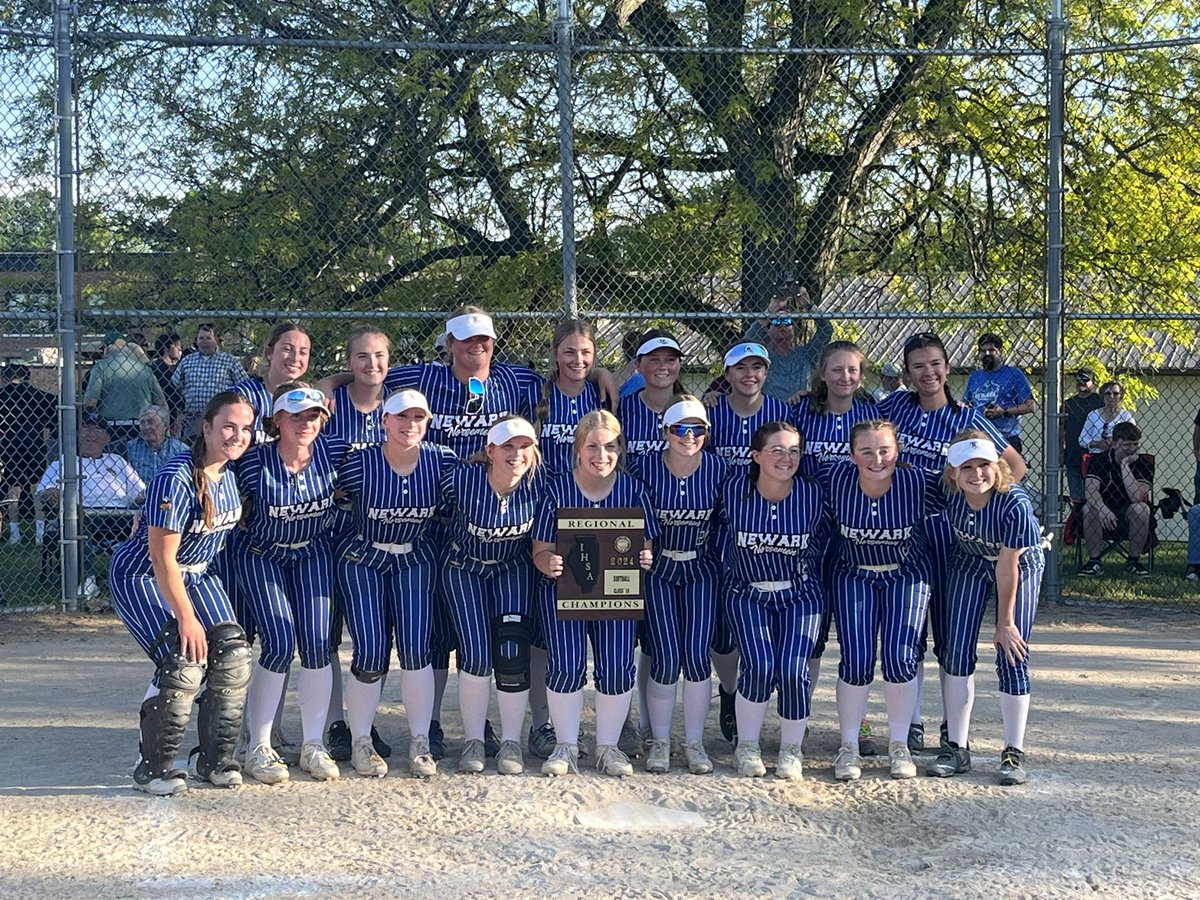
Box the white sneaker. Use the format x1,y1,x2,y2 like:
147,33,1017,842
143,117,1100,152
776,743,804,781
205,765,243,788
735,742,766,778
682,740,713,775
834,744,863,781
541,742,579,777
299,741,340,781
496,740,525,775
81,576,100,599
889,740,917,779
409,734,437,777
352,735,388,778
595,744,634,777
458,738,486,774
133,763,188,797
645,739,671,774
246,743,289,785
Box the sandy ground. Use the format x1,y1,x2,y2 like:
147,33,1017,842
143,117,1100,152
1,606,1198,899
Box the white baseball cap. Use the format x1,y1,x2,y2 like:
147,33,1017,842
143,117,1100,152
662,399,710,428
272,387,329,416
636,336,684,357
487,417,538,446
446,313,497,341
881,362,902,377
383,388,431,415
723,342,771,369
946,437,1000,467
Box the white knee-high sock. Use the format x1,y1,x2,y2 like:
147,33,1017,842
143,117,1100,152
546,688,584,745
645,678,677,740
528,646,550,729
735,694,769,746
779,717,807,748
297,665,332,745
635,651,652,729
682,677,711,743
343,677,382,740
943,672,975,746
326,656,345,724
401,666,435,739
882,678,920,745
911,661,926,725
808,657,823,705
247,666,287,749
496,689,529,743
458,671,491,741
596,690,634,747
836,679,871,747
712,650,739,695
431,668,448,722
1000,692,1031,750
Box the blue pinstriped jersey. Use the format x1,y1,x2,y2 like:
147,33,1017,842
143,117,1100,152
234,436,348,549
822,463,938,572
229,375,275,446
879,392,1010,472
537,381,601,477
533,472,661,545
324,384,384,449
795,397,878,476
111,456,243,577
442,463,544,564
629,452,727,554
707,395,794,468
720,471,830,586
336,443,458,558
384,362,540,459
618,392,670,459
943,485,1042,559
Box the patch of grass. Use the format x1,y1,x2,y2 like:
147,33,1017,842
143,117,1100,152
1060,540,1198,608
0,536,62,609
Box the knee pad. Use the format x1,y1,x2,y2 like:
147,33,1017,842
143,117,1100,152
204,623,252,691
350,665,386,684
493,613,531,694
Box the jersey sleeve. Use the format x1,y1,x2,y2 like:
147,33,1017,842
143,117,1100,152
232,448,262,500
510,365,544,419
439,461,462,516
383,363,424,392
532,485,558,543
143,467,198,533
1002,491,1041,550
336,448,365,496
923,468,947,514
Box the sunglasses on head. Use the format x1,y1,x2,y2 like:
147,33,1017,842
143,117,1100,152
465,376,486,414
667,423,708,439
770,317,794,327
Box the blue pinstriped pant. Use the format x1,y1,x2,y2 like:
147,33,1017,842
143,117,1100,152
213,535,254,643
941,553,1043,695
234,544,333,672
726,585,823,720
711,527,737,655
924,512,954,663
832,565,931,686
110,569,235,680
535,579,637,695
441,555,532,678
336,553,433,674
644,557,716,684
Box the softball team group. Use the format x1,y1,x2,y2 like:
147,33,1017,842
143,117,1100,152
108,311,1044,796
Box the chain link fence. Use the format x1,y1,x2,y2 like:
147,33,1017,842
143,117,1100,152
1,3,1198,612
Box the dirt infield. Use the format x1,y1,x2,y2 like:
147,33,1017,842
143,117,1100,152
1,606,1198,899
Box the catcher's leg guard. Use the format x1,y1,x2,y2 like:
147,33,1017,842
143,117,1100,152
192,623,252,784
133,621,205,792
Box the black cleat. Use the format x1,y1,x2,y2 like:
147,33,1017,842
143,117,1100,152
926,741,972,777
718,686,738,744
428,719,446,761
371,725,392,760
484,719,501,757
999,746,1028,785
327,720,352,762
907,722,925,754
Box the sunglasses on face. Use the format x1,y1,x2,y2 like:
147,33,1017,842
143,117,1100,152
770,317,794,327
465,376,486,414
667,424,708,439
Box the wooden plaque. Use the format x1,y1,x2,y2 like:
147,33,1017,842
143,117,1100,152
555,507,645,620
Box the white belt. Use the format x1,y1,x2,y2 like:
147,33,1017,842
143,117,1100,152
660,550,698,562
372,541,414,555
859,563,900,573
275,540,311,550
982,555,999,562
750,580,791,592
178,561,208,575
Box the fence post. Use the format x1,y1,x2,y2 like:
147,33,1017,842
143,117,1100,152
54,0,80,610
1044,0,1067,604
555,0,577,318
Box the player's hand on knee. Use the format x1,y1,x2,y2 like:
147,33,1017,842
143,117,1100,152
178,614,208,664
993,624,1027,666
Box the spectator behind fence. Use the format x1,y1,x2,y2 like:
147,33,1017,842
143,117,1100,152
0,363,57,547
1062,368,1104,504
873,362,903,401
171,323,248,435
124,405,189,484
744,281,833,403
963,333,1036,454
83,332,167,451
1078,380,1135,453
617,330,646,400
1076,421,1153,579
149,332,186,428
1184,406,1200,582
37,411,145,599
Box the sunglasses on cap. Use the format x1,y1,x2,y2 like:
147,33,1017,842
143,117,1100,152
284,388,324,405
667,423,708,439
465,376,486,415
770,316,794,327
